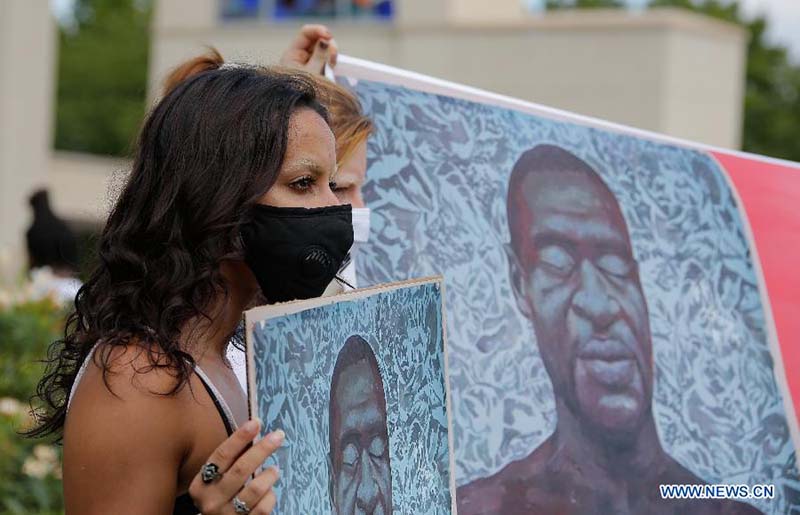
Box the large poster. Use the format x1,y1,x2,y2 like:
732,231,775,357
246,278,454,514
335,57,800,514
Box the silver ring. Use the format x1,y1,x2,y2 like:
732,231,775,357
200,462,222,484
232,496,251,514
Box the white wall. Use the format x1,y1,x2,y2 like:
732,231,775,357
48,152,129,224
0,0,56,282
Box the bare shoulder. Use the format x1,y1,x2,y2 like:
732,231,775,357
70,342,191,409
63,342,196,514
65,341,197,446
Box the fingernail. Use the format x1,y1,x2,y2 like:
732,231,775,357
267,429,285,445
243,419,260,433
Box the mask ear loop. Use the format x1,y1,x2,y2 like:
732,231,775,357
334,253,356,290
334,274,355,291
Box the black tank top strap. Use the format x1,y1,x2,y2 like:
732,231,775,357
173,366,237,515
195,369,235,436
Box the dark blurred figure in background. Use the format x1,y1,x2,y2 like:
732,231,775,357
26,189,82,303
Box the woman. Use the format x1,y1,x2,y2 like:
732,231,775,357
29,53,353,514
160,35,375,390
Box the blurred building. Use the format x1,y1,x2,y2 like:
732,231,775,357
151,0,746,147
0,0,746,280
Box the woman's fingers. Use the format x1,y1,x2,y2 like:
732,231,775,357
280,24,332,69
292,24,332,50
188,420,265,513
306,39,331,74
235,466,280,513
251,488,278,515
217,429,285,493
327,38,339,68
187,424,284,514
203,419,261,474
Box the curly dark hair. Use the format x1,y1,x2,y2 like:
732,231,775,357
27,57,328,440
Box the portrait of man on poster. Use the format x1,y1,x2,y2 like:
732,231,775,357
457,144,762,515
329,335,394,515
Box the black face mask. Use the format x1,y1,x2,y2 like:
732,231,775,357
241,204,354,304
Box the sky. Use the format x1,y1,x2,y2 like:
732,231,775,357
737,0,800,62
51,0,800,62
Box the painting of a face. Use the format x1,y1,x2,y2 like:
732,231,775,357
512,166,653,442
330,341,393,514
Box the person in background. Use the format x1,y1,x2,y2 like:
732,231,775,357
280,24,373,289
314,75,374,288
25,188,82,304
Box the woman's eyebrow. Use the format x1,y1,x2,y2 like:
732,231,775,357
331,171,352,184
284,158,328,177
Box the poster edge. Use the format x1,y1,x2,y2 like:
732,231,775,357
439,279,459,515
708,153,800,455
335,54,800,172
244,276,443,322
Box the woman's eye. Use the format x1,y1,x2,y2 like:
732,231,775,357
289,176,315,191
332,183,352,193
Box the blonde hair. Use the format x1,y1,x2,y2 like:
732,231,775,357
313,77,374,168
162,47,226,96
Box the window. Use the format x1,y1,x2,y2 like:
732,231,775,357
220,0,393,21
221,0,262,18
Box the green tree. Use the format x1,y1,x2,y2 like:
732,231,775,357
54,0,152,156
549,0,800,162
738,18,800,161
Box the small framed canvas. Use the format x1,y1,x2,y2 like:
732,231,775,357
245,277,455,514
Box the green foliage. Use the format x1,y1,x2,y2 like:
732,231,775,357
740,19,800,161
547,0,800,162
0,415,64,514
54,0,152,156
0,300,65,400
0,298,66,514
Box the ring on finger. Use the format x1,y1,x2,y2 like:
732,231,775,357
200,462,222,484
232,496,251,514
